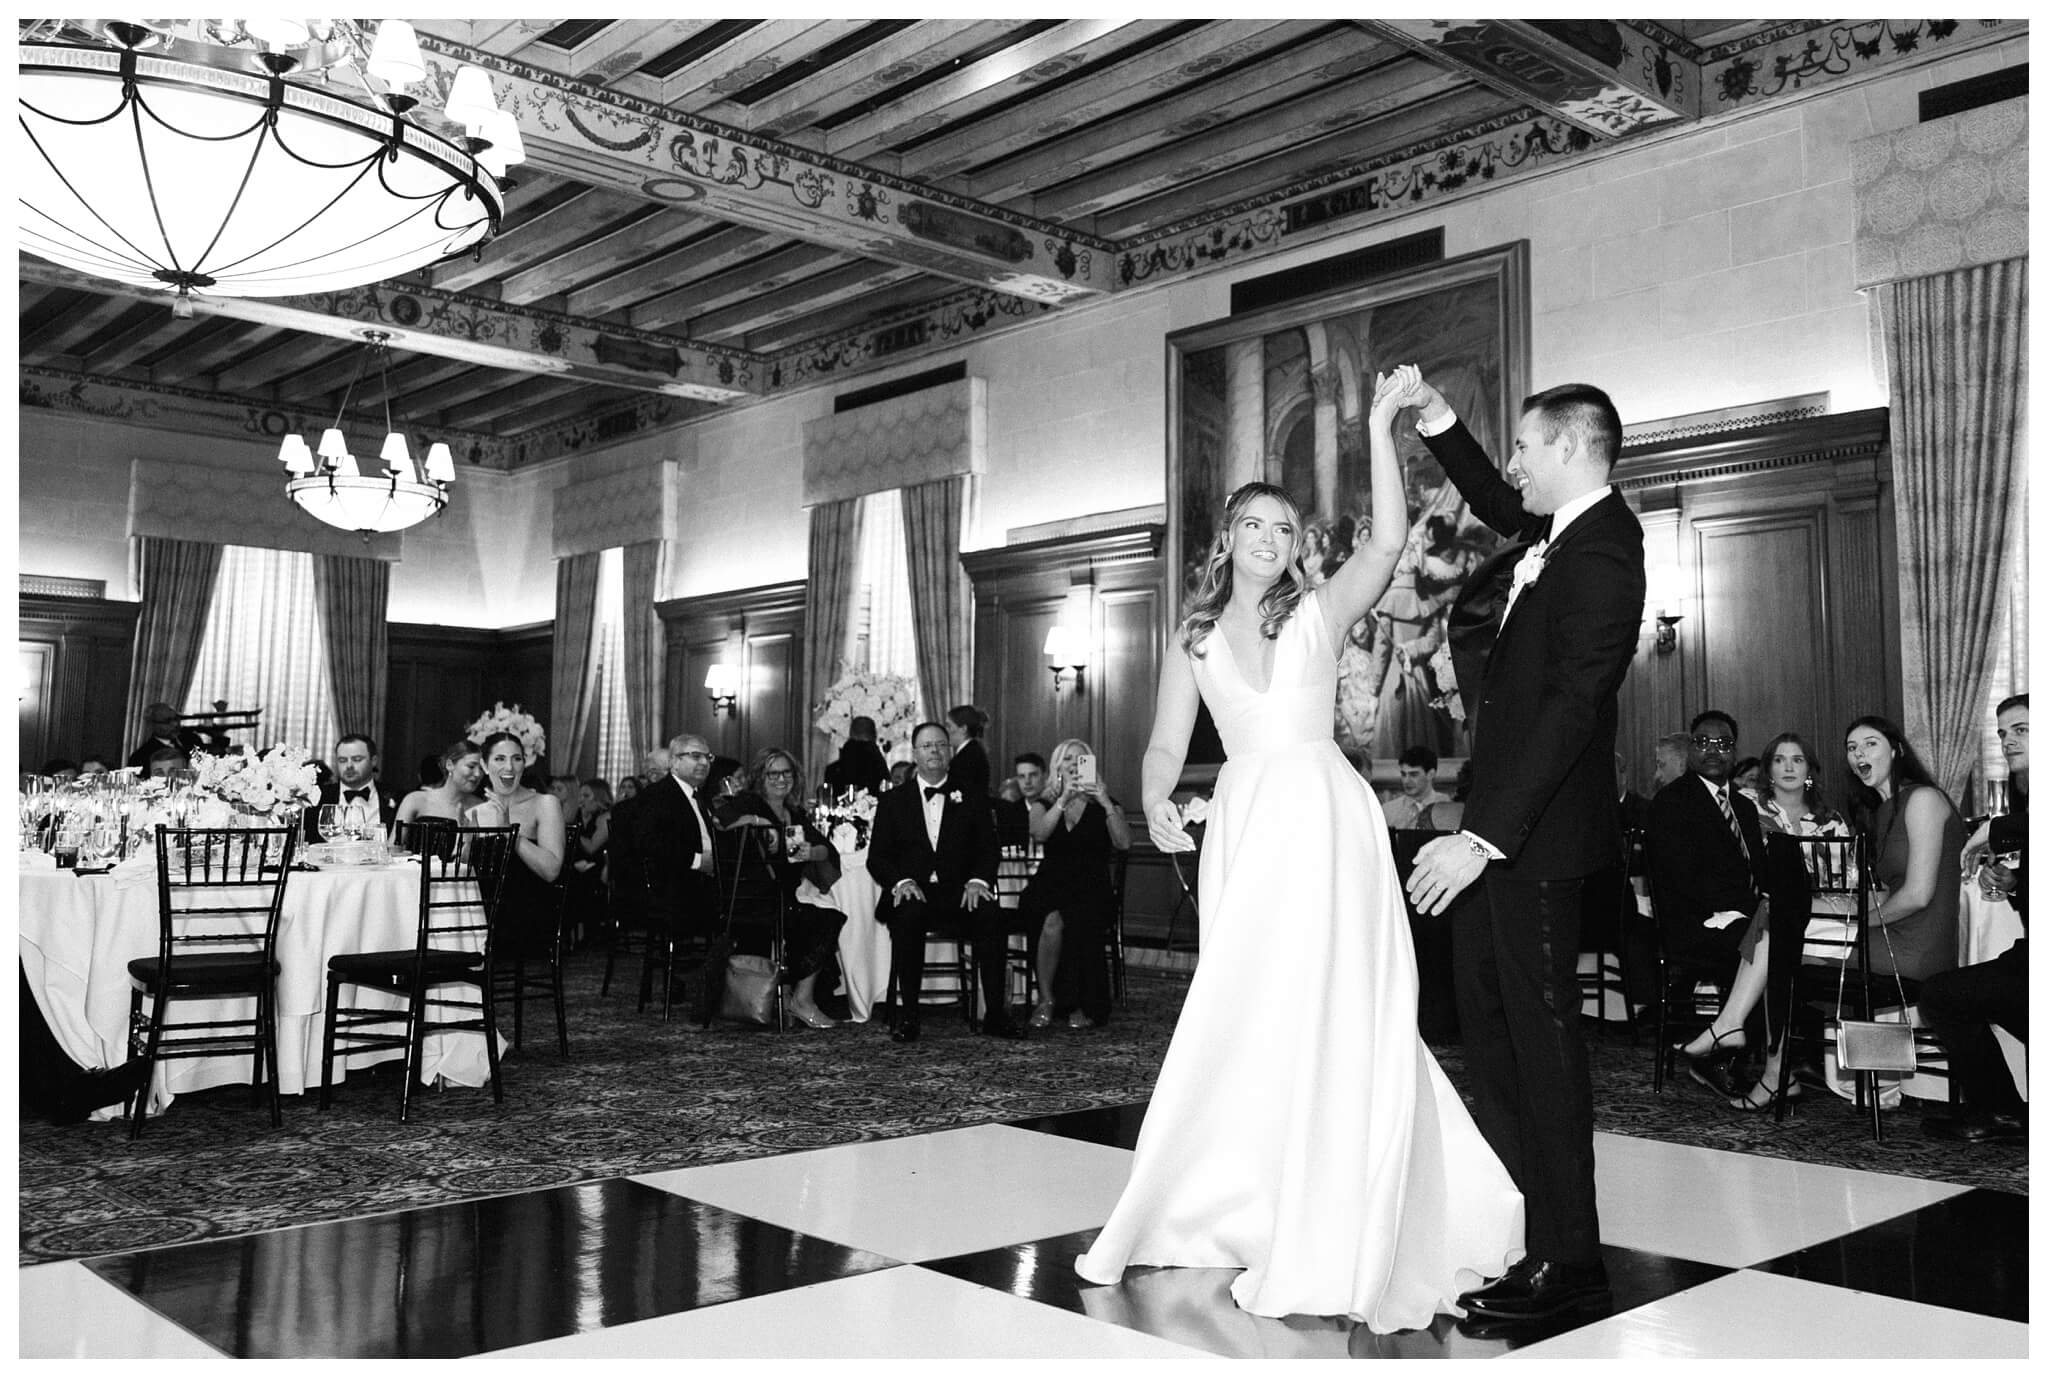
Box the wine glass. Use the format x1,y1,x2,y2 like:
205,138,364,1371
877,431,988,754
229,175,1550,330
342,800,370,841
317,804,343,842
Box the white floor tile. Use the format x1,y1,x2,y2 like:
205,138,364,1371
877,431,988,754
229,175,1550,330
1504,1268,2029,1360
487,1265,1218,1359
633,1123,1134,1262
1592,1131,1969,1267
17,1261,225,1358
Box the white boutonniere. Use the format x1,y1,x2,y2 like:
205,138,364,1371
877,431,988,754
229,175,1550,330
1509,542,1549,598
1179,795,1211,826
948,789,963,805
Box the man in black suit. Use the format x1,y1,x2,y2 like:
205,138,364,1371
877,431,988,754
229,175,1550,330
305,734,400,841
126,701,204,770
866,721,1007,1042
1645,710,1772,1087
625,734,720,946
822,716,890,797
1398,372,1645,1325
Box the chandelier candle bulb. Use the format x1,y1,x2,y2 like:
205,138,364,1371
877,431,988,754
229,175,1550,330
424,443,455,484
444,65,499,132
365,20,426,87
278,434,316,475
330,451,361,479
380,433,415,481
317,427,350,460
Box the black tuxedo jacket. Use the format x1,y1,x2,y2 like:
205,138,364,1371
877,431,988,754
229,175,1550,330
1428,418,1646,880
948,739,992,804
866,778,998,900
1646,772,1770,942
304,780,401,841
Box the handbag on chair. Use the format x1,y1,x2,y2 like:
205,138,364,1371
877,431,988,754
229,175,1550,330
1830,896,1916,1075
719,953,781,1025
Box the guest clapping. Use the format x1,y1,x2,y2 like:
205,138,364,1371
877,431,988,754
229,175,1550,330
1020,738,1132,1030
470,731,566,948
716,749,847,1029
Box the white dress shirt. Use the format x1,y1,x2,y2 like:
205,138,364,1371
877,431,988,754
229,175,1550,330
674,774,712,872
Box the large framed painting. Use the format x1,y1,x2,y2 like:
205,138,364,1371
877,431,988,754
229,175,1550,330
1166,240,1530,768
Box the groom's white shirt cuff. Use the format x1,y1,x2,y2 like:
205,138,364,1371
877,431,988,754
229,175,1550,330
1460,829,1505,860
1416,407,1458,437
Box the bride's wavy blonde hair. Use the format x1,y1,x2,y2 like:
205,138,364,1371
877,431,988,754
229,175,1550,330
1179,481,1310,655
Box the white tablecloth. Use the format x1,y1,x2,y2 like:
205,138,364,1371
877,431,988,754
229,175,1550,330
19,860,496,1117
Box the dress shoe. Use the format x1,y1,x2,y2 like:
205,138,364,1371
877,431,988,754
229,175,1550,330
1460,1258,1610,1321
49,1060,149,1124
1067,1011,1097,1030
1924,1111,2025,1143
890,1020,921,1043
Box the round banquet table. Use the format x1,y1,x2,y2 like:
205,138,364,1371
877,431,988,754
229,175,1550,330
18,855,499,1118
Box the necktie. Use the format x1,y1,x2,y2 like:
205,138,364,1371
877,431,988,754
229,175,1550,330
924,786,947,801
344,788,370,804
1716,786,1756,895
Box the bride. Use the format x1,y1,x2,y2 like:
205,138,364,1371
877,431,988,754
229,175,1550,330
1075,373,1523,1330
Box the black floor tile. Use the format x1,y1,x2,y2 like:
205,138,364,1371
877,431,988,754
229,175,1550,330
924,1228,1731,1358
1006,1100,1150,1149
84,1179,901,1358
1752,1187,2029,1323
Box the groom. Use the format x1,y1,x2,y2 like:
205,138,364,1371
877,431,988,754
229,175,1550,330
1395,370,1645,1324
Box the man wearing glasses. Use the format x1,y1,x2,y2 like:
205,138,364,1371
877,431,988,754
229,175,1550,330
1645,709,1771,1093
623,733,723,999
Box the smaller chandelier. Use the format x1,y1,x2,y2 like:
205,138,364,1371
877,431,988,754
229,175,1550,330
280,332,453,536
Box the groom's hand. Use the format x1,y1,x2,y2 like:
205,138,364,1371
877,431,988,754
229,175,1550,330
1406,835,1488,915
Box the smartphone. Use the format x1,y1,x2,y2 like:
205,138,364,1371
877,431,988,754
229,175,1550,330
1075,754,1097,786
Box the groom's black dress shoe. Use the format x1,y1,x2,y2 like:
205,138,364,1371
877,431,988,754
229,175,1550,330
1924,1110,2025,1143
48,1060,149,1125
890,1019,921,1044
1459,1258,1611,1321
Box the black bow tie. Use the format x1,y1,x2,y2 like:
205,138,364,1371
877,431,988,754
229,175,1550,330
923,786,947,801
343,788,371,804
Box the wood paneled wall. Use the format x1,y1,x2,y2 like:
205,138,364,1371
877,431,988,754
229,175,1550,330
1613,407,1898,803
656,581,807,769
384,621,552,791
963,526,1165,794
18,594,139,768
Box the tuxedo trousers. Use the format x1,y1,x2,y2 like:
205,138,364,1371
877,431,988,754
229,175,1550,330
1452,865,1601,1265
882,886,1007,1021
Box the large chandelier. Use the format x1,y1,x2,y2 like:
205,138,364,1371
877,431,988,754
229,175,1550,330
17,19,519,305
280,331,454,536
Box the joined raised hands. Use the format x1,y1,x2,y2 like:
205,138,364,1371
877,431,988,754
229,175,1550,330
1371,363,1442,422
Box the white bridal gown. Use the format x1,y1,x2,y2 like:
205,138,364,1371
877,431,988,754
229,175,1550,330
1075,589,1523,1331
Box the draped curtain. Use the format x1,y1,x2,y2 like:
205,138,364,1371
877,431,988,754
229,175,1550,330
1880,258,2028,799
803,497,865,767
124,535,223,755
311,553,391,748
900,476,971,723
550,552,604,777
620,540,666,765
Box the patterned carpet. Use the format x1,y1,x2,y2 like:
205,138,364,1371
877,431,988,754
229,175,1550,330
18,950,2026,1266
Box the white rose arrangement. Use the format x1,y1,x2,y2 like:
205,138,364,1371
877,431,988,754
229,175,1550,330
813,670,921,761
814,786,879,854
190,743,321,819
465,702,547,761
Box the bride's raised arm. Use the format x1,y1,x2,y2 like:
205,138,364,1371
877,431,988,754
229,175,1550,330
1139,646,1200,852
1319,365,1416,644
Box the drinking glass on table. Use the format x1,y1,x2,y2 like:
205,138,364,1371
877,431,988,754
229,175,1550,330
317,804,343,842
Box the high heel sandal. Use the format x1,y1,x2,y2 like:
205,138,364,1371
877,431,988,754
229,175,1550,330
1676,1029,1746,1093
1028,1001,1055,1029
1729,1075,1802,1114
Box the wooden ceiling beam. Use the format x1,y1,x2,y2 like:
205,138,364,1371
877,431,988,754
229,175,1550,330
554,19,683,83
21,291,129,360
967,29,1398,204
476,382,634,437
628,244,849,333
565,226,777,320
79,305,181,375
666,20,871,116
23,258,761,402
214,333,347,396
739,279,957,354
744,20,1033,138
431,186,654,294
687,263,920,343
151,321,275,388
434,373,586,429
498,208,706,307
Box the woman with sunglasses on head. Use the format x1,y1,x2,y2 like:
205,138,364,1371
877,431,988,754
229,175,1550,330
716,748,847,1029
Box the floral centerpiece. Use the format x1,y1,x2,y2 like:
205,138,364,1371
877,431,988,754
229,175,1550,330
813,670,921,762
814,787,879,855
466,702,547,761
191,743,321,822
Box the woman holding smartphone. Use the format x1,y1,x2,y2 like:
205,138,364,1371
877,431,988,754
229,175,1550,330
1019,736,1131,1029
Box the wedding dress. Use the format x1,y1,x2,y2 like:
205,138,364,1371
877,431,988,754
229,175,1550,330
1075,589,1523,1330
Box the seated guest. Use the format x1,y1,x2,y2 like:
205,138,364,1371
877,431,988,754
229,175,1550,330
549,774,582,832
146,745,188,778
1651,731,1690,791
1921,693,2026,1144
822,716,889,797
624,735,721,954
945,704,994,804
1381,744,1451,830
567,778,614,942
886,759,916,792
305,734,401,842
1019,738,1132,1031
615,775,641,803
38,758,80,784
393,739,486,837
77,755,112,777
715,748,848,1030
126,701,203,770
994,752,1048,843
1731,756,1763,800
1659,731,1843,1111
472,730,567,950
868,722,1006,1042
1649,709,1770,1093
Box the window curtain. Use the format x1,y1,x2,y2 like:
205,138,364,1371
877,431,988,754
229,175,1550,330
551,552,604,777
311,553,390,748
186,547,337,754
124,535,223,755
804,497,866,767
900,476,971,723
1880,257,2028,799
620,539,666,766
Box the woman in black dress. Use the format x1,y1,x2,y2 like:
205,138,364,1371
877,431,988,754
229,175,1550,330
1020,736,1131,1029
470,730,566,951
715,748,847,1029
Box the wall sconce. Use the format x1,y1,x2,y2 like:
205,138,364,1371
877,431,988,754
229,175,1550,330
1654,609,1684,655
1043,625,1087,692
705,663,740,718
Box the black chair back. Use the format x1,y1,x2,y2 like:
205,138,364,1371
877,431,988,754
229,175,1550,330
415,825,520,962
150,824,297,977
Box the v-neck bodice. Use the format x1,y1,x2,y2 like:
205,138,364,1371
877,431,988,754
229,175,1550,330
1190,590,1338,760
